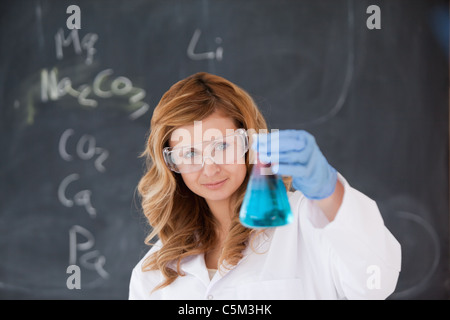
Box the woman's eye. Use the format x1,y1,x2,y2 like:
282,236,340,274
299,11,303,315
215,142,228,151
183,150,198,158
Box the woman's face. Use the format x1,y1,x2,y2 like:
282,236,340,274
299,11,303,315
169,111,247,204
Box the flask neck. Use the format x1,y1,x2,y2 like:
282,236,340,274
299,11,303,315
253,159,275,176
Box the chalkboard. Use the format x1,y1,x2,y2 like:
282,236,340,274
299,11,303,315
0,0,448,299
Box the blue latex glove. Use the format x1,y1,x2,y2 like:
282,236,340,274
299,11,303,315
252,130,337,200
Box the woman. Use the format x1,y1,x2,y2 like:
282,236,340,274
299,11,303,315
129,72,401,299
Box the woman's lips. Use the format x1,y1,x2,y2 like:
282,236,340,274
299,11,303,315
202,179,228,190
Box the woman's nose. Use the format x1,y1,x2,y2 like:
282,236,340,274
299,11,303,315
202,157,220,176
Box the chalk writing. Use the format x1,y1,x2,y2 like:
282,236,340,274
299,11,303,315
58,173,97,218
187,28,223,61
58,128,109,172
57,127,110,281
69,225,109,279
47,27,149,120
55,28,96,64
53,24,122,284
40,67,149,120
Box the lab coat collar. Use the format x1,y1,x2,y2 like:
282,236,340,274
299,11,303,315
173,253,211,287
169,230,273,287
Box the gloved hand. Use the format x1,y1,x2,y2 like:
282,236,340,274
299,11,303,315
252,130,337,200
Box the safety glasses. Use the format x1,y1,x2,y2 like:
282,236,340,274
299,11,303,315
163,128,249,174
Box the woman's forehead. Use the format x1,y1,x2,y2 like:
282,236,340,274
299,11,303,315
169,127,238,149
169,113,238,148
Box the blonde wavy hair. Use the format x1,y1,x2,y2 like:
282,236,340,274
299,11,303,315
137,72,291,290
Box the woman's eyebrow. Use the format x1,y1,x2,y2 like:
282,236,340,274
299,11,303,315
173,140,208,150
171,129,234,149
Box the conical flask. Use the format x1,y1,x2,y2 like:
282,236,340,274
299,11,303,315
239,160,293,228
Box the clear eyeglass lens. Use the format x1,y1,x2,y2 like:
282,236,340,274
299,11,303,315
170,133,246,173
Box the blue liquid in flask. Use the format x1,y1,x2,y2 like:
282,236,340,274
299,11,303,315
239,161,293,228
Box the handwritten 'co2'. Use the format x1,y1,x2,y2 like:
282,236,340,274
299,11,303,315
58,128,109,173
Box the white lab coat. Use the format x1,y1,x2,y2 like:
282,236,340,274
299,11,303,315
129,174,401,300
